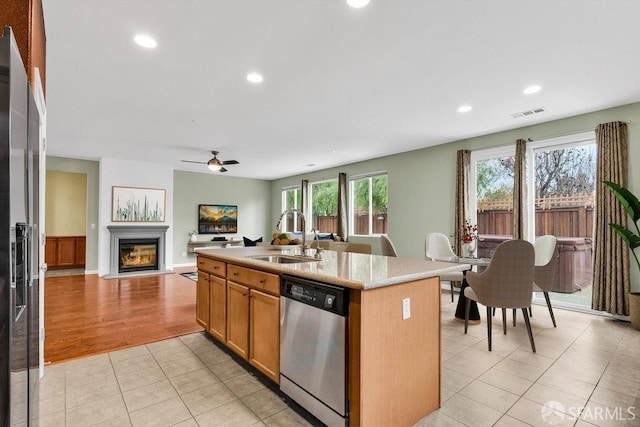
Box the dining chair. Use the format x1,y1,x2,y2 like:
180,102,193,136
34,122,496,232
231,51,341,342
464,239,536,352
532,235,559,327
425,232,464,302
380,234,399,257
344,243,372,254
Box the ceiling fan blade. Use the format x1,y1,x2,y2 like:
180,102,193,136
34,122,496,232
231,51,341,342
221,160,239,165
220,167,228,173
181,160,207,164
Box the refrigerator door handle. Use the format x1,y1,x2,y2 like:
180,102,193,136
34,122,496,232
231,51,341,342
13,222,28,319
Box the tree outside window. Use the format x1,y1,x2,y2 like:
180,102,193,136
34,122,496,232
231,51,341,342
351,174,388,236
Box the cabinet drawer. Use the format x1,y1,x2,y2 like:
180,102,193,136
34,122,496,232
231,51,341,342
228,264,280,295
197,257,226,277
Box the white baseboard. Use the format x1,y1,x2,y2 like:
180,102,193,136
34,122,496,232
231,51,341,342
172,262,197,268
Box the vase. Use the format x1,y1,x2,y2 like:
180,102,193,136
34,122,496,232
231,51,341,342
463,241,476,258
190,234,197,242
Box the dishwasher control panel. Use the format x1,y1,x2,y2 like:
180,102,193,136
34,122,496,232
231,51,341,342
281,275,348,316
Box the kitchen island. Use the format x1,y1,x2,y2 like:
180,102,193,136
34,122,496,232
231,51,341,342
195,246,468,427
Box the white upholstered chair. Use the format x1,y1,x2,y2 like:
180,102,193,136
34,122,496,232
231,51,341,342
425,232,464,302
464,239,536,352
380,234,399,257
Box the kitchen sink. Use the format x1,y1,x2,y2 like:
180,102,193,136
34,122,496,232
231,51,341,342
248,255,321,264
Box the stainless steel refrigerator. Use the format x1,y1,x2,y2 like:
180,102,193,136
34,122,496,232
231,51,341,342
1,27,41,426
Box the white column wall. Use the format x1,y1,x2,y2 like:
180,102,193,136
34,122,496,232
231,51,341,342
98,157,174,276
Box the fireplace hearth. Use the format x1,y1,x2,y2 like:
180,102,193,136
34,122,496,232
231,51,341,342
106,225,170,278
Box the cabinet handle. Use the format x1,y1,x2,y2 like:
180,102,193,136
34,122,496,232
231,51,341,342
213,266,219,270
259,279,265,284
198,261,204,265
242,293,248,297
233,272,239,277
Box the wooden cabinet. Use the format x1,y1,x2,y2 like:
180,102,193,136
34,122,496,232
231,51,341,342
196,255,227,336
196,272,209,329
226,281,249,359
249,289,280,383
208,275,227,342
45,236,86,270
0,0,46,93
227,265,280,382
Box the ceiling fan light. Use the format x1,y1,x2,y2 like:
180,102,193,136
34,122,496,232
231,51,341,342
208,162,222,171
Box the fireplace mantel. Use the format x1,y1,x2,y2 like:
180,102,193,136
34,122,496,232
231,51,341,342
106,225,170,278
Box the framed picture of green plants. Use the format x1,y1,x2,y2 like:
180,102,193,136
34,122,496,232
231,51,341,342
112,186,165,222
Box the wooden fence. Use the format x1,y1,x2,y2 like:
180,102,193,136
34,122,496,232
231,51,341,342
477,194,594,238
477,206,594,238
313,214,387,235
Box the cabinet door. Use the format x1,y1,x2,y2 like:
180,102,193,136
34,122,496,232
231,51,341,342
45,237,57,267
227,281,249,359
75,237,86,265
56,237,76,267
196,272,210,328
249,289,280,383
208,275,226,342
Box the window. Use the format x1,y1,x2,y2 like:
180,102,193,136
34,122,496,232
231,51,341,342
471,147,516,238
309,179,338,234
471,131,596,312
281,186,302,232
349,172,388,236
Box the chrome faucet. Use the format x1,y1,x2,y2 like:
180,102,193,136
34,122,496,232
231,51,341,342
311,228,323,259
276,209,307,254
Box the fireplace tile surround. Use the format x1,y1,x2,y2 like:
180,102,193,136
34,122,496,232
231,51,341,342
106,225,171,278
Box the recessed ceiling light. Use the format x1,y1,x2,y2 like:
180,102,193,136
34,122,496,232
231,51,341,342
457,105,472,113
134,34,157,48
523,85,542,94
347,0,370,8
246,72,264,84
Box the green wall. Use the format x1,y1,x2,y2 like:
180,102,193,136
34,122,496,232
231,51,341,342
270,102,640,287
172,170,272,265
46,156,100,271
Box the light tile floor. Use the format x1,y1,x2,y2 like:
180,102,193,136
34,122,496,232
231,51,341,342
40,292,640,426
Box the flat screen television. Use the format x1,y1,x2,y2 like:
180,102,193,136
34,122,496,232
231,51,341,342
198,204,238,234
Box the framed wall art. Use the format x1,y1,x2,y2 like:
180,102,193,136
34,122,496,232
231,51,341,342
112,186,166,222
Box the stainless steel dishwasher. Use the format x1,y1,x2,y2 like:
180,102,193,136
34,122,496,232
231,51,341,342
280,275,349,427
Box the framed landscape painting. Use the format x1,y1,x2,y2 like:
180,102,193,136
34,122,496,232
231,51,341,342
112,186,165,222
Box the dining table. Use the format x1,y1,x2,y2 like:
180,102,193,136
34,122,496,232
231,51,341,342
452,257,491,324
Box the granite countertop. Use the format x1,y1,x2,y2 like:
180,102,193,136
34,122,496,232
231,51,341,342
195,246,470,290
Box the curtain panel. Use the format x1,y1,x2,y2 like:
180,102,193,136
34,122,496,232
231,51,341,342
337,172,348,241
455,150,471,255
301,179,309,231
592,121,629,315
512,139,527,240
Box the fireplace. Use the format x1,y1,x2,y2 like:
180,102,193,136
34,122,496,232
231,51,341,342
106,225,169,278
119,238,159,273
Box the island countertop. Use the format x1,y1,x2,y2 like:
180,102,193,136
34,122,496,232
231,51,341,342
195,246,469,290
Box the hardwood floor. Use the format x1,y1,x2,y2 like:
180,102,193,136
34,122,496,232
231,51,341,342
44,267,203,364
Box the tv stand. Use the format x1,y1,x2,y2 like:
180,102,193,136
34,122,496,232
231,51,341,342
187,239,242,253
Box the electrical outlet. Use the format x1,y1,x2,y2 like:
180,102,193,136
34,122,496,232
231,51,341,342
402,298,411,320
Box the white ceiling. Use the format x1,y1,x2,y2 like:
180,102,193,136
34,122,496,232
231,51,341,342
42,0,640,180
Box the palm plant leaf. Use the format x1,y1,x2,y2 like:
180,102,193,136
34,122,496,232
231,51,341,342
603,181,640,223
609,224,640,250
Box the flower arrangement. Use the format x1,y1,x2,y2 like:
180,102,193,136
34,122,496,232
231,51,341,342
459,219,478,243
188,229,197,236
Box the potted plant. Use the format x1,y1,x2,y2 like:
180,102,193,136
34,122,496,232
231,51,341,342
603,181,640,329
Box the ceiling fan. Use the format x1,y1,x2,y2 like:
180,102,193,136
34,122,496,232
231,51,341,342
181,150,239,172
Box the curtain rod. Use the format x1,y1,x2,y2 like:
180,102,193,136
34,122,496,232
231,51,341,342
527,120,633,143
